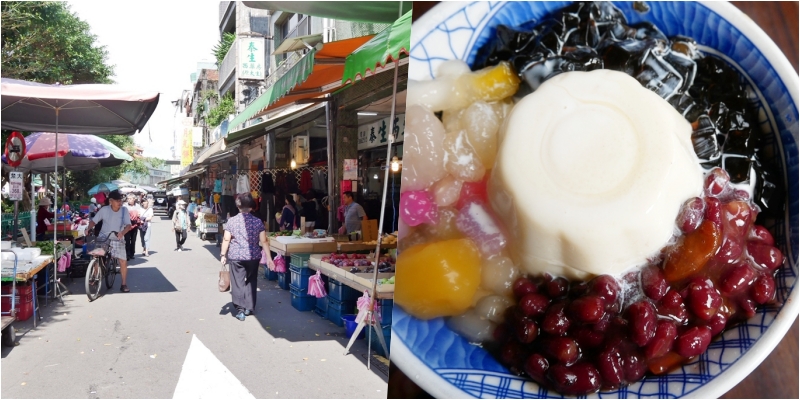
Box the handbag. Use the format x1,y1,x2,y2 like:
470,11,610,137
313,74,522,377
218,263,230,292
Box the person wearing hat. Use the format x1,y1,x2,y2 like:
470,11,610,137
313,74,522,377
88,197,99,217
35,198,65,241
172,199,189,251
86,190,133,292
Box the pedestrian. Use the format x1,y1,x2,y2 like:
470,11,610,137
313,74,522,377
219,193,269,321
35,198,65,241
278,195,300,231
172,199,189,251
124,194,142,260
301,192,318,233
88,197,98,217
187,199,198,230
342,191,367,234
139,198,154,256
86,190,133,292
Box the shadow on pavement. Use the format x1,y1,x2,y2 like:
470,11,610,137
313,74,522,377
64,266,178,297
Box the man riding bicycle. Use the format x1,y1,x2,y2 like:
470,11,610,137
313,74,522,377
86,190,133,292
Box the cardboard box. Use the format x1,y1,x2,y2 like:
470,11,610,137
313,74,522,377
269,239,337,255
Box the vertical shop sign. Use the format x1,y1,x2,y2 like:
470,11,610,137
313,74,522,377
181,118,194,166
343,159,358,180
9,171,23,201
239,38,265,79
192,126,204,147
357,114,405,150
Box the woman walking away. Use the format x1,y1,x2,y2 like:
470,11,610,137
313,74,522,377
139,199,154,256
172,200,189,251
124,194,142,260
220,193,269,321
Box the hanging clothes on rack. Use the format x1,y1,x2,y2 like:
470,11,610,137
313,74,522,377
312,169,327,193
300,169,312,194
236,174,250,194
260,172,275,194
286,171,300,194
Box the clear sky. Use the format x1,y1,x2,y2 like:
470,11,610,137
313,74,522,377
67,1,221,161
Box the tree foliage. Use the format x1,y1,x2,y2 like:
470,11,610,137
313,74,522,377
212,32,236,66
1,1,114,84
206,94,235,128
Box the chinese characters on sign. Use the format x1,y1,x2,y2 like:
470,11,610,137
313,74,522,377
9,172,23,201
181,118,194,167
239,38,265,80
357,114,405,150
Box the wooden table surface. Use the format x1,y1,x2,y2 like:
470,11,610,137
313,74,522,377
389,2,799,399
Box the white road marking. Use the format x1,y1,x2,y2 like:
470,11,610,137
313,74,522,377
172,334,255,399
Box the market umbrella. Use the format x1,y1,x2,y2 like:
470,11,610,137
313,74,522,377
339,9,409,363
242,1,411,24
1,77,159,304
87,182,119,196
119,186,146,195
111,179,135,188
0,132,133,173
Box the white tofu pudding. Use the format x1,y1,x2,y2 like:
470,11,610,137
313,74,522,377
489,69,704,279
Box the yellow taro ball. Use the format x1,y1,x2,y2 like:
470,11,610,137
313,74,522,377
466,61,520,102
395,238,482,320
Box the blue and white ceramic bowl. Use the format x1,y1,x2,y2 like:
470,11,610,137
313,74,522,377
394,2,799,398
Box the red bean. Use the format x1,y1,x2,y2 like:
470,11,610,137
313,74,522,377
597,345,625,388
548,363,601,396
589,275,620,308
677,197,705,233
523,354,549,385
574,327,605,349
641,266,668,301
548,277,569,298
628,300,657,347
500,340,526,369
704,197,723,227
519,293,550,317
657,290,688,324
748,225,775,246
751,274,776,305
739,298,757,318
734,189,750,200
705,167,730,197
593,313,611,332
542,303,571,336
621,346,647,383
493,323,510,342
747,242,784,271
645,321,678,359
714,236,744,264
719,263,756,295
723,201,754,238
544,337,580,366
708,311,728,336
569,295,606,323
513,277,538,299
674,326,712,357
686,279,722,320
516,319,539,344
569,281,589,299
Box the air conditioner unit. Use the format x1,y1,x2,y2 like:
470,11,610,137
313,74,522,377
292,135,309,165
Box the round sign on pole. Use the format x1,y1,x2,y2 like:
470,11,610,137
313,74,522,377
5,131,26,167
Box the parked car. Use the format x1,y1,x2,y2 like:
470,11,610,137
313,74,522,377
152,191,168,215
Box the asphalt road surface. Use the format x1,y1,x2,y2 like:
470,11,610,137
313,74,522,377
1,213,389,398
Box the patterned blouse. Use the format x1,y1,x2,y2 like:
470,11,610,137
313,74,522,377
226,212,265,261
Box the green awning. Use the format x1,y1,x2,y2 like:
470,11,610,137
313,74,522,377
242,2,410,24
342,10,411,85
227,50,316,131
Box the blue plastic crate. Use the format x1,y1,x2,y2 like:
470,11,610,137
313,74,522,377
326,297,356,327
290,284,316,311
314,295,328,318
378,299,393,325
289,265,313,291
368,324,392,357
327,278,361,302
277,270,291,290
290,253,311,268
265,268,278,281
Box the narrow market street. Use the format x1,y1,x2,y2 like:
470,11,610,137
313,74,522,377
1,214,389,399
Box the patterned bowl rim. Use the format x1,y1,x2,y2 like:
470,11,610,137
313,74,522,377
395,1,800,398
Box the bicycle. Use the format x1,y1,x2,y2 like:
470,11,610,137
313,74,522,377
84,231,120,301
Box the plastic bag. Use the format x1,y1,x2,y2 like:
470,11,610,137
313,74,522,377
260,249,268,265
307,271,327,298
273,254,286,273
355,290,381,324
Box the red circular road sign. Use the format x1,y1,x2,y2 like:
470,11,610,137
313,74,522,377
4,131,26,168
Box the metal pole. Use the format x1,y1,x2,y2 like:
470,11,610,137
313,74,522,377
31,172,36,236
325,94,335,234
52,109,63,304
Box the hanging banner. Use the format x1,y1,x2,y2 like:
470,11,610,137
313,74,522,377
9,171,23,201
239,38,265,79
192,127,204,147
358,113,405,150
181,118,194,167
343,159,358,180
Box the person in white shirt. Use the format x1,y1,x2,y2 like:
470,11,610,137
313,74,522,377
86,190,133,292
139,199,154,256
88,197,98,216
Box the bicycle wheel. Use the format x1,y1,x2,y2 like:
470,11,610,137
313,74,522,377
105,257,117,289
85,258,103,301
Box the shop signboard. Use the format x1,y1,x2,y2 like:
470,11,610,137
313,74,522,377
357,114,405,150
9,171,23,201
192,127,203,147
343,159,358,180
239,38,265,80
